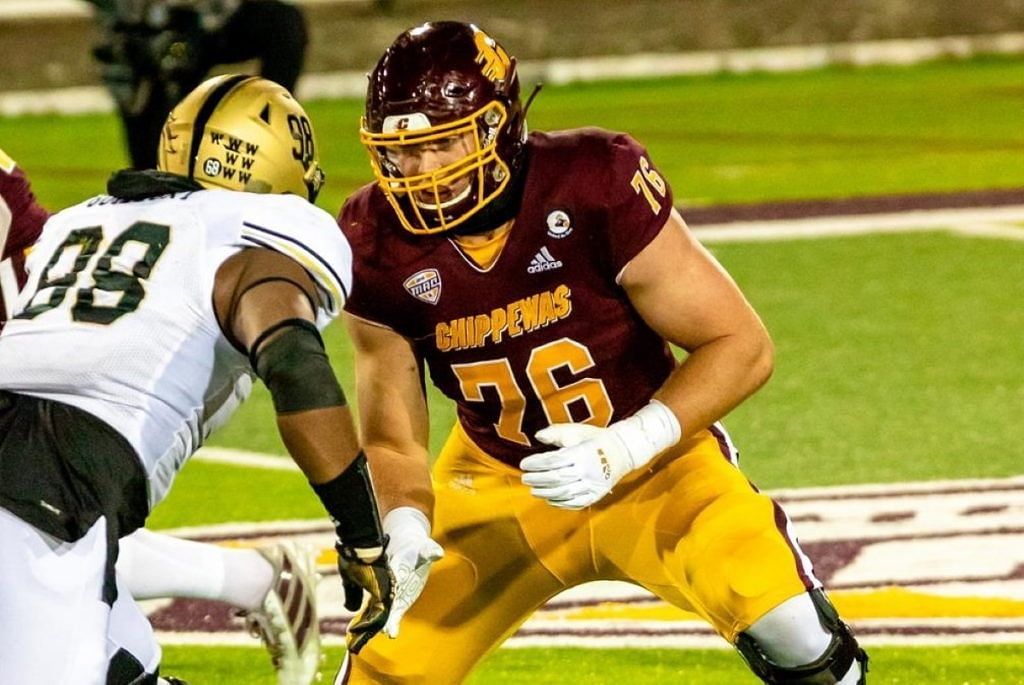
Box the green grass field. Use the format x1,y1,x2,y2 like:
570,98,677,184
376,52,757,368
161,645,1024,684
3,57,1023,682
4,56,1024,213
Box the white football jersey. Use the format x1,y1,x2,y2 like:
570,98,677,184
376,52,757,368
0,189,351,508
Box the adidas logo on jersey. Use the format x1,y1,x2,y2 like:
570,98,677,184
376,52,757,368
527,247,563,274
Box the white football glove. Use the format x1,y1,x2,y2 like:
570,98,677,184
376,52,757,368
381,507,443,639
519,400,682,510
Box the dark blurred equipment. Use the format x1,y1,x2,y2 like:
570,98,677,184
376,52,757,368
89,0,308,169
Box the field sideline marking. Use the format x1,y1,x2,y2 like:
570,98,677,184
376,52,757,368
150,474,1024,649
951,222,1024,241
194,446,298,471
691,205,1024,242
3,32,1023,115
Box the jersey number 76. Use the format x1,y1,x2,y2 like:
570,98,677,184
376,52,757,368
452,337,614,446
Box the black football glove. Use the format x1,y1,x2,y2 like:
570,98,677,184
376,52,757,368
336,537,395,654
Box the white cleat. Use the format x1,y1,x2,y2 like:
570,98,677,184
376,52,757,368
240,542,322,685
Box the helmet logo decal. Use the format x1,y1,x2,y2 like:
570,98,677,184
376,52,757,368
546,210,573,238
161,112,179,155
207,131,259,185
383,113,432,133
403,268,442,305
472,29,511,83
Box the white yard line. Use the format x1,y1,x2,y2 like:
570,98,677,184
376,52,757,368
690,205,1024,242
950,222,1024,241
529,33,1024,84
192,446,298,471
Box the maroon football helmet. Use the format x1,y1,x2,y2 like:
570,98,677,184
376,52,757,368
361,21,527,235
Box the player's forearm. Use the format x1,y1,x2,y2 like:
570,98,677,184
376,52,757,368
277,407,386,553
654,328,774,440
275,405,363,483
363,443,434,520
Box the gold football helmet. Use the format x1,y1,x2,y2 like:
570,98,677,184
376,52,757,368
158,74,325,201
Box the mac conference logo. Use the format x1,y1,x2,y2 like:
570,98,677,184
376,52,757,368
404,268,442,304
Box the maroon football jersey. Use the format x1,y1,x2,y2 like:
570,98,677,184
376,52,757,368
341,129,677,466
0,156,49,329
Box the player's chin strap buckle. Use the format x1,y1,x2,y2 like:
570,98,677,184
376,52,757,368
735,590,868,684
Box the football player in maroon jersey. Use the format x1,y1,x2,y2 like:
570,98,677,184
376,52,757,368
337,21,867,684
0,149,48,329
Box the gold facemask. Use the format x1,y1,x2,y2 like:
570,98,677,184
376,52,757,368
360,101,510,235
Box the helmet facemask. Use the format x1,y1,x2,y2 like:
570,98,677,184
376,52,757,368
361,101,511,235
362,22,530,236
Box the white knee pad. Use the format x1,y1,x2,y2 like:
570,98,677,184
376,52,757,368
737,590,867,684
746,592,832,666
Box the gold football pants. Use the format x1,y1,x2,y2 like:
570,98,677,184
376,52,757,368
344,422,818,684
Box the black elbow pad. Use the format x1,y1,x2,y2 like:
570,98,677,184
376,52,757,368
250,319,346,413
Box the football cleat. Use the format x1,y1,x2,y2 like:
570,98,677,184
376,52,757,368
239,542,322,685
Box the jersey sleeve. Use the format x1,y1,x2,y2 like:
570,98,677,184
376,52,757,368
336,190,396,331
0,154,49,261
235,194,353,322
597,133,674,277
0,152,50,329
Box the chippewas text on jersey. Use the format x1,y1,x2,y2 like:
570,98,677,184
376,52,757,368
436,284,571,352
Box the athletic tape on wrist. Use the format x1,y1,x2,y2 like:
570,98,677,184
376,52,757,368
383,506,431,538
312,451,385,550
617,399,683,470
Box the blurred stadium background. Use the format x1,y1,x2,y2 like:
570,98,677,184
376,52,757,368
2,1,1023,682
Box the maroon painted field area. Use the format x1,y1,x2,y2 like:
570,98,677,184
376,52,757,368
147,476,1024,649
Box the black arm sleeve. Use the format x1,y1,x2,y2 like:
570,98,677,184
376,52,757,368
250,319,345,413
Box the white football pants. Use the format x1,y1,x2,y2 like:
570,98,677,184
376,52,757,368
0,507,158,684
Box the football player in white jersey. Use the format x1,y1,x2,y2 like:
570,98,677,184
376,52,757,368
0,146,328,685
0,75,394,684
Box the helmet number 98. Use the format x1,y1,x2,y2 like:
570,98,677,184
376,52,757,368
288,114,315,164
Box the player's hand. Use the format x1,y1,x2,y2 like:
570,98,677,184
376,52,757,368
520,423,633,510
520,401,682,510
381,508,443,638
336,539,395,654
